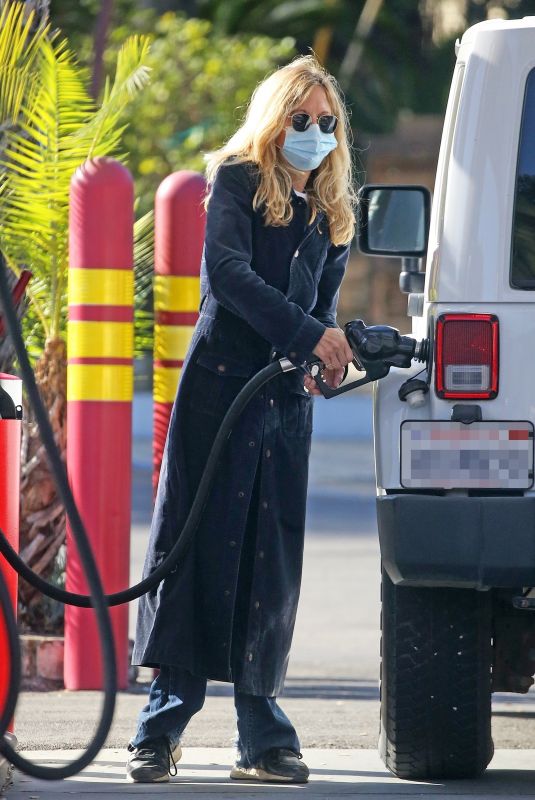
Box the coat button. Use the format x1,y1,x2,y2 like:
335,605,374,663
247,652,253,662
229,540,236,548
217,363,226,372
294,249,299,258
269,398,274,407
224,589,231,596
249,440,255,447
262,500,268,509
254,601,260,610
238,491,245,498
258,550,265,559
289,351,297,359
265,449,271,458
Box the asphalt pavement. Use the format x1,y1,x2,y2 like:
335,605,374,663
6,389,535,796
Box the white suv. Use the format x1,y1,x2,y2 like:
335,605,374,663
358,16,535,781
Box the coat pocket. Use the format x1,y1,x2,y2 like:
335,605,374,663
281,382,313,438
186,349,253,418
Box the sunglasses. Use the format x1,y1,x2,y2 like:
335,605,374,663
289,112,338,135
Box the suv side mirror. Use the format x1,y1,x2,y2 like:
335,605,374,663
357,184,431,258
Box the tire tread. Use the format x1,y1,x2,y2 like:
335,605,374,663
380,569,493,780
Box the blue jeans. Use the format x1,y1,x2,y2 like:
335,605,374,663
130,665,300,767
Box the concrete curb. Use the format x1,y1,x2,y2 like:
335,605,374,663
6,747,535,798
20,635,63,684
19,638,139,692
0,732,17,795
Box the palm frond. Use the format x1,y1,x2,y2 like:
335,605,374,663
0,1,50,137
0,36,96,334
0,247,50,341
134,208,154,298
0,27,152,343
70,34,153,161
133,208,154,357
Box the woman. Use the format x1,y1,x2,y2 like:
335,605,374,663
127,54,356,785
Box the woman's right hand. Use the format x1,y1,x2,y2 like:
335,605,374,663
312,327,354,370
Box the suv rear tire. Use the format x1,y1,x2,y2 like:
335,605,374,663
379,568,493,779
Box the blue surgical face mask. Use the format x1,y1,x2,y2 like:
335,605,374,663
281,123,337,171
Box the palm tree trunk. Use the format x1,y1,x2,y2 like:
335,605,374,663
91,0,115,100
0,271,21,374
18,335,67,631
339,0,385,89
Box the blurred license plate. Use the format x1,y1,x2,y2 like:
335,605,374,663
400,421,534,489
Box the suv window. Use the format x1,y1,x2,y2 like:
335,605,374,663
511,68,535,289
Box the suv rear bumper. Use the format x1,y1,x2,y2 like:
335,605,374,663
377,494,535,589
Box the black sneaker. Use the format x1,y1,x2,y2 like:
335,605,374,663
230,748,309,783
126,736,182,783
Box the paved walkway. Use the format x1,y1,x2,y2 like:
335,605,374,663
6,748,535,798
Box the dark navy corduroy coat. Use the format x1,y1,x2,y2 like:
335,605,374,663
132,159,350,696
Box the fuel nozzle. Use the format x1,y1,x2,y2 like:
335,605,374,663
345,320,429,379
306,319,429,399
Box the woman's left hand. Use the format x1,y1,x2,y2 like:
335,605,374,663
304,367,345,395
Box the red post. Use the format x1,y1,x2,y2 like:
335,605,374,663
153,171,206,494
65,158,134,690
0,374,22,730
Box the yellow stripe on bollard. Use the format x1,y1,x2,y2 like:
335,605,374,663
154,365,182,404
67,365,133,402
68,321,133,359
154,275,200,312
154,324,195,361
69,268,134,306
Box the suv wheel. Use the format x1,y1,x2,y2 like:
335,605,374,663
379,568,494,779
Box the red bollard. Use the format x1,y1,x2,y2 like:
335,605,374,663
0,374,22,730
153,171,206,494
65,158,134,690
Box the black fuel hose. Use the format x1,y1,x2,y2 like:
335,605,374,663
0,567,21,741
0,251,117,780
0,358,285,608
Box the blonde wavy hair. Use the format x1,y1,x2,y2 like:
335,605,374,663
203,55,357,246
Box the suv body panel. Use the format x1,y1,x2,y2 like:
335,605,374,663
374,18,535,588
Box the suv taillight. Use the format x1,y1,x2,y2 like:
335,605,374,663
435,314,499,399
